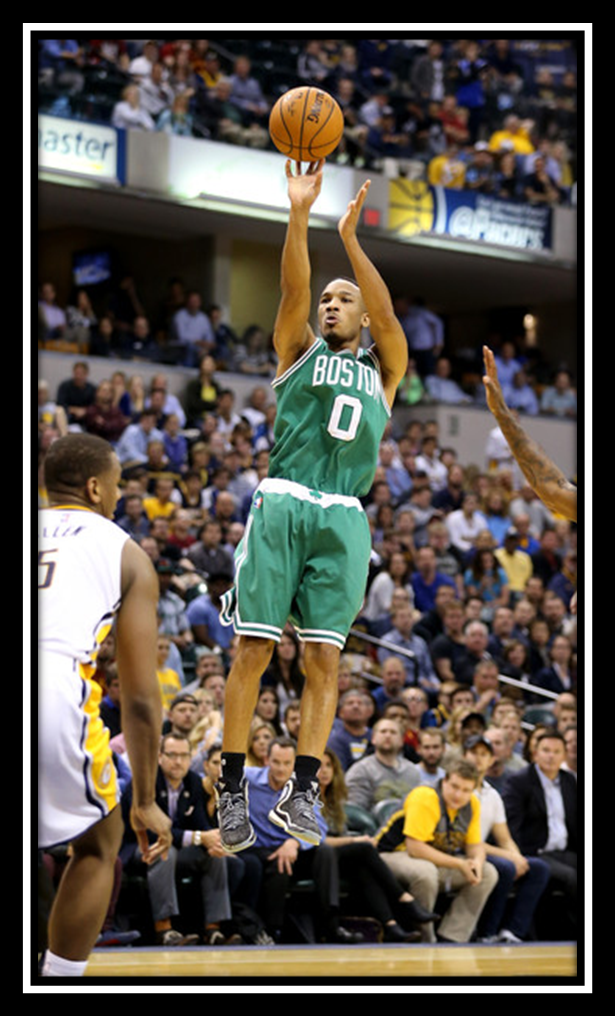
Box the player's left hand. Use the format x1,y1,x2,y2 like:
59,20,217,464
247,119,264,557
482,345,508,417
338,179,371,241
131,801,172,865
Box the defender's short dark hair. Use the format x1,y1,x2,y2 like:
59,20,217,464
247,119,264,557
44,433,115,495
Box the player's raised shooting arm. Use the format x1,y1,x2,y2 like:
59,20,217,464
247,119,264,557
482,346,577,521
272,160,322,374
338,179,408,406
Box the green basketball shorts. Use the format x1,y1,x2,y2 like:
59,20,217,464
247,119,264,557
220,477,372,650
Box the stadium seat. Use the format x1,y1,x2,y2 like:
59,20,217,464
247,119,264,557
344,802,379,837
371,798,404,828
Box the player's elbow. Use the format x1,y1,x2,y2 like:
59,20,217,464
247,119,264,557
121,691,162,728
538,485,577,523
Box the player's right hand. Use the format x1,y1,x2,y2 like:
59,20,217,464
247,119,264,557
285,159,324,210
131,802,172,865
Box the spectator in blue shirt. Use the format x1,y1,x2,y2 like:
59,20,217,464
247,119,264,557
162,414,189,476
40,39,84,90
228,55,270,125
116,492,151,541
377,603,440,696
504,368,539,416
396,295,444,378
493,340,523,391
240,737,362,944
172,291,216,367
186,570,235,652
410,545,457,614
115,408,165,468
327,690,373,772
425,357,473,404
540,370,577,419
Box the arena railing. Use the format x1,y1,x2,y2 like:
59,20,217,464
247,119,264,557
348,626,560,712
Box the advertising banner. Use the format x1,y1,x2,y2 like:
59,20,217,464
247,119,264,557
389,179,553,252
38,115,126,185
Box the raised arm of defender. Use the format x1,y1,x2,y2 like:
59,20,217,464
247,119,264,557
482,346,577,521
338,179,408,406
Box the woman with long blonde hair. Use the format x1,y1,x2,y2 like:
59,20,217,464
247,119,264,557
246,718,276,768
188,688,223,756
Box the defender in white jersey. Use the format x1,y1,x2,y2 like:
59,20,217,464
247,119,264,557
38,433,171,978
39,504,129,843
217,161,408,854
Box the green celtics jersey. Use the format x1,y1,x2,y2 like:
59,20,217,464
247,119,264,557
268,338,391,498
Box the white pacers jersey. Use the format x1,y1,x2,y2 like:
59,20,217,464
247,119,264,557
39,505,129,670
38,505,129,848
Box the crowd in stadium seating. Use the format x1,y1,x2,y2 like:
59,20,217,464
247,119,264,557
38,322,578,946
38,277,578,422
37,33,579,954
37,36,578,203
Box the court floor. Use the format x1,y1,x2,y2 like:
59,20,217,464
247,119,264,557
84,941,577,980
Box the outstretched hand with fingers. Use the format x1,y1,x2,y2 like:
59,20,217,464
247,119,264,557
338,179,371,242
286,159,324,212
482,345,509,418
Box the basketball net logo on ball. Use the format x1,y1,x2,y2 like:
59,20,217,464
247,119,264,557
269,87,344,163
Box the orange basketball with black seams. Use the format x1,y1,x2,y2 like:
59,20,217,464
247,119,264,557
269,86,344,162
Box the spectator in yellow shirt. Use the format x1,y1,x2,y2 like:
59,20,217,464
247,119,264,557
156,634,183,714
427,143,467,189
376,757,499,941
494,527,534,597
488,114,535,155
143,475,180,522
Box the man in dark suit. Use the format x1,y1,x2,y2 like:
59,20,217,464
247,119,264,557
502,730,577,931
120,733,234,945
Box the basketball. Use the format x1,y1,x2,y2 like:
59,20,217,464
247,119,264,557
269,86,344,163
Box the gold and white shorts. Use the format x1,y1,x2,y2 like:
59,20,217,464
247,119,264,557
38,652,119,848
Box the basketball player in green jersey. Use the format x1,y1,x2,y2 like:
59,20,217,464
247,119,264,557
217,160,408,850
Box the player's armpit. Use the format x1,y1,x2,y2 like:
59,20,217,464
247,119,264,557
272,314,317,377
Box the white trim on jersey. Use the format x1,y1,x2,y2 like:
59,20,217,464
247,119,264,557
363,345,393,418
271,338,323,389
257,477,364,511
294,626,347,650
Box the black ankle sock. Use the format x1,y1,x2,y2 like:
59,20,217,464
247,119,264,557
294,755,321,790
220,752,245,790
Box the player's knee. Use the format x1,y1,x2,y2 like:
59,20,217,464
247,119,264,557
236,634,276,672
303,641,341,680
72,804,123,862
